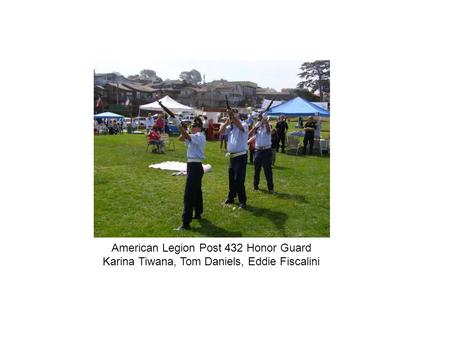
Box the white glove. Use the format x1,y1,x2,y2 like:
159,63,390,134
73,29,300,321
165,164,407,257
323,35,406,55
254,121,262,129
171,117,181,127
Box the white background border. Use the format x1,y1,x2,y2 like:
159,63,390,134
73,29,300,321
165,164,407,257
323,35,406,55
1,0,449,337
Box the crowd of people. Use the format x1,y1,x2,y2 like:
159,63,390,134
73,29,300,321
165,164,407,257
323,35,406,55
94,119,125,135
217,113,318,165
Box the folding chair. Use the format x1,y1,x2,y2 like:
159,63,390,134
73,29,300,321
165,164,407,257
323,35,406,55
319,139,330,156
146,141,160,153
286,135,302,155
161,133,175,151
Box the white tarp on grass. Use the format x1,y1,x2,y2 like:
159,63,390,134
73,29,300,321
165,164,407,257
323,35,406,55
149,161,212,175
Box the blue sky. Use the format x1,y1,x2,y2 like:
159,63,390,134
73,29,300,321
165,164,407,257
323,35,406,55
94,60,303,91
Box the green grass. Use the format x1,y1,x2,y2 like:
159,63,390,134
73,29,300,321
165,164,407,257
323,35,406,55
94,128,329,237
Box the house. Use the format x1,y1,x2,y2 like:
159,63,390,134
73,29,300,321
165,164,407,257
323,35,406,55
122,83,158,102
94,72,128,86
178,86,206,107
94,85,107,99
206,80,258,107
255,87,293,106
104,82,133,104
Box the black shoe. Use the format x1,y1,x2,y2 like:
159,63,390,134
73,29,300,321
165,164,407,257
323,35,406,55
254,187,259,191
223,199,234,204
268,190,275,194
193,214,202,219
239,203,247,209
174,224,191,231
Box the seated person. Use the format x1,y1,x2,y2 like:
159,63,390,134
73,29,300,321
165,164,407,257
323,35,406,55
147,126,164,153
109,119,120,134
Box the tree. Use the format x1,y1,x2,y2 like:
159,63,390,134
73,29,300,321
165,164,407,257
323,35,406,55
127,74,140,80
297,60,330,101
179,69,202,85
140,69,156,78
295,89,321,102
139,69,162,82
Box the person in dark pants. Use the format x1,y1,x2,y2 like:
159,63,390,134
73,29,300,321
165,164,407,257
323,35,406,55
248,135,255,164
175,117,206,231
219,109,249,209
249,118,274,193
247,116,255,164
303,116,317,155
270,128,278,167
275,115,289,153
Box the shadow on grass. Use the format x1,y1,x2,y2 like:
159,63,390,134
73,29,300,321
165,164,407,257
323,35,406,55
243,205,288,236
259,189,308,203
191,218,243,237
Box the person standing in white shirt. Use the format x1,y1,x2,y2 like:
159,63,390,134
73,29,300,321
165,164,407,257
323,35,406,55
249,117,274,193
175,117,206,230
219,109,249,209
145,113,154,133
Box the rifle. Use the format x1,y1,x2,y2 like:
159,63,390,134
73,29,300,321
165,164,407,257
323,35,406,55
258,96,277,121
157,100,176,118
225,95,236,120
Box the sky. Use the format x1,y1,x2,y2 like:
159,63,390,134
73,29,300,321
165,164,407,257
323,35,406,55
94,60,303,91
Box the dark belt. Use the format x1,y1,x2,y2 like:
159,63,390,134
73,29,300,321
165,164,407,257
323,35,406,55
256,146,271,151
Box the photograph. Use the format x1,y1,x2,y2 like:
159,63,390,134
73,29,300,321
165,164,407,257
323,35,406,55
94,60,330,237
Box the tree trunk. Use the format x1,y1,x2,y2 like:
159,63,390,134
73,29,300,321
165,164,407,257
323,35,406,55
316,64,323,101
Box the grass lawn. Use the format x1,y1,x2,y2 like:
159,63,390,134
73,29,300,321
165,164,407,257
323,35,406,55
94,121,329,237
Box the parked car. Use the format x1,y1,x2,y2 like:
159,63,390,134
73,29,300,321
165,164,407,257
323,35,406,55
180,111,195,121
134,117,146,127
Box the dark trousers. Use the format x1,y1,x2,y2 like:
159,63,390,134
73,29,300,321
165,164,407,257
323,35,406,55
182,162,204,226
254,149,273,191
249,148,255,163
276,133,286,152
228,154,247,204
303,133,314,155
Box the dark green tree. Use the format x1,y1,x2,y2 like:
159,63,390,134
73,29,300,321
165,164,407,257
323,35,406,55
139,69,162,82
297,60,330,101
296,89,320,102
179,69,202,85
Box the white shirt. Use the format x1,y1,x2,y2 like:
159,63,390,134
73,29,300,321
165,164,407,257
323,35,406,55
145,117,154,128
314,120,321,138
226,121,248,153
185,132,206,160
255,125,271,149
220,122,228,135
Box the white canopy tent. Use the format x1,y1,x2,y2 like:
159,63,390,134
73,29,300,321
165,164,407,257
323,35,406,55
139,95,194,114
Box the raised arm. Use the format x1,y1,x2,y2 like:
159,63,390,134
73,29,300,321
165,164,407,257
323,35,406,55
218,118,230,134
178,124,191,142
231,113,244,132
